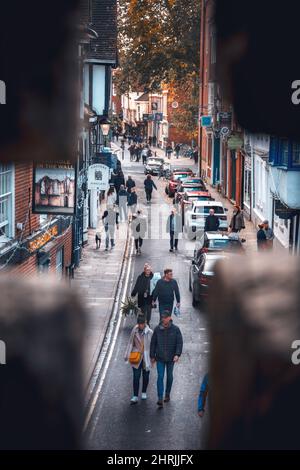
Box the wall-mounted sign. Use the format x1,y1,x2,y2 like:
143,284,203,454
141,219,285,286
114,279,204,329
33,161,76,215
28,225,58,253
220,126,230,137
200,115,212,127
155,113,163,122
88,163,110,191
227,133,244,150
151,102,158,111
143,114,150,121
172,101,179,109
217,112,232,123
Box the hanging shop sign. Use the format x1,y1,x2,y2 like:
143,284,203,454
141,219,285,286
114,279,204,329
227,133,244,150
200,115,212,127
32,161,76,215
172,101,179,109
151,102,158,111
217,112,232,124
155,113,163,122
88,163,110,191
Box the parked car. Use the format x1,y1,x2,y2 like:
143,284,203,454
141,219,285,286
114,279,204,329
179,177,206,191
165,168,194,197
185,201,228,237
179,191,213,225
194,231,246,256
189,251,230,307
144,157,165,175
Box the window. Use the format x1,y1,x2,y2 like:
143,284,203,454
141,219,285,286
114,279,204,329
0,164,14,239
281,140,289,166
194,206,224,214
292,142,300,166
56,248,64,279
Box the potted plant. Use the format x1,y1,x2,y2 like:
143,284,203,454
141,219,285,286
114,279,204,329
120,296,139,317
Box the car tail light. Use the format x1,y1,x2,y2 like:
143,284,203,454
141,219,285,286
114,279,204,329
200,247,208,254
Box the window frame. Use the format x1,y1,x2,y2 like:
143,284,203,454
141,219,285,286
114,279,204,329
0,163,14,241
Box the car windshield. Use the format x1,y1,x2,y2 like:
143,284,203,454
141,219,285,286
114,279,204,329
184,186,203,192
185,179,203,184
148,159,162,165
194,206,225,214
209,239,230,249
189,195,210,201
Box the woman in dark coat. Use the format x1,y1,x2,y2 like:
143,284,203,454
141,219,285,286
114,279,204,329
229,205,245,233
257,223,267,251
131,264,154,325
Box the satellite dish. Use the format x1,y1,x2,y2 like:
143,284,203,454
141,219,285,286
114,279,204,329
172,101,179,109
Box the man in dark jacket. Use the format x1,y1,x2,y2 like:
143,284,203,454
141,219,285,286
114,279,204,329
114,170,125,194
144,175,157,203
150,311,183,408
117,185,128,222
205,208,220,232
152,268,180,317
126,175,136,193
131,263,154,325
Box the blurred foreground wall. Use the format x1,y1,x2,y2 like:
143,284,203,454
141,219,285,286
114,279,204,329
208,254,300,449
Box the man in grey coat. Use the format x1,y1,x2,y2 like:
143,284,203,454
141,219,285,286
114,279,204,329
150,311,183,408
166,209,183,252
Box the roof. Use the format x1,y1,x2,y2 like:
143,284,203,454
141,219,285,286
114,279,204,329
79,0,117,65
135,92,149,102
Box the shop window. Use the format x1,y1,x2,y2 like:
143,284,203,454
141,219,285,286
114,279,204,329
0,164,14,240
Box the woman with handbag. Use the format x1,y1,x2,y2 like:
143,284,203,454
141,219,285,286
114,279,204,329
124,315,153,404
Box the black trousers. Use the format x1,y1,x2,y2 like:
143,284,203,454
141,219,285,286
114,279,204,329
170,231,178,250
135,237,143,250
141,303,152,324
145,189,152,201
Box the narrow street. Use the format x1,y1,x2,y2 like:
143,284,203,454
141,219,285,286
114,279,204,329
84,146,209,450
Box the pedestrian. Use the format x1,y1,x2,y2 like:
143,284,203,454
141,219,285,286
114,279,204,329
126,175,136,193
131,209,147,254
263,220,275,250
134,145,140,162
148,136,152,147
166,143,173,159
117,184,128,222
131,264,154,325
229,205,245,233
142,146,148,164
175,143,181,159
114,170,125,194
124,315,153,404
176,179,184,194
198,373,209,417
158,164,166,180
144,174,157,203
129,144,135,161
204,208,220,232
127,187,138,217
152,268,180,317
150,310,183,408
166,209,182,252
107,186,117,208
193,147,199,164
102,206,119,251
257,223,267,251
152,135,157,147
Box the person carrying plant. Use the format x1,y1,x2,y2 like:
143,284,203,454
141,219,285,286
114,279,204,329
131,263,154,325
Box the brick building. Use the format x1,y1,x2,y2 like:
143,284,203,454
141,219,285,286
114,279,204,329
0,162,73,276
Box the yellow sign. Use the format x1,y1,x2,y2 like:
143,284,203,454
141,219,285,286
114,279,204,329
28,225,58,253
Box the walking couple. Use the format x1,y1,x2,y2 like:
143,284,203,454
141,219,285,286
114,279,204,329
124,311,183,408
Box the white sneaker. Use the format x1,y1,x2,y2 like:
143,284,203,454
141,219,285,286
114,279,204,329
141,393,147,400
130,396,138,404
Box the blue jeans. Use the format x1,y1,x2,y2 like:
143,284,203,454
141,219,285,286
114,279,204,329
157,361,175,400
159,303,173,317
132,362,150,396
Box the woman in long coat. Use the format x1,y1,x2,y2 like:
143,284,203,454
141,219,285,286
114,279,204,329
124,316,153,404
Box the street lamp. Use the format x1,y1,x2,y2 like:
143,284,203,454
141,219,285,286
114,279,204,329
99,117,111,147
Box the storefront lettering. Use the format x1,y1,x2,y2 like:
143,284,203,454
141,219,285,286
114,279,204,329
28,225,58,253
